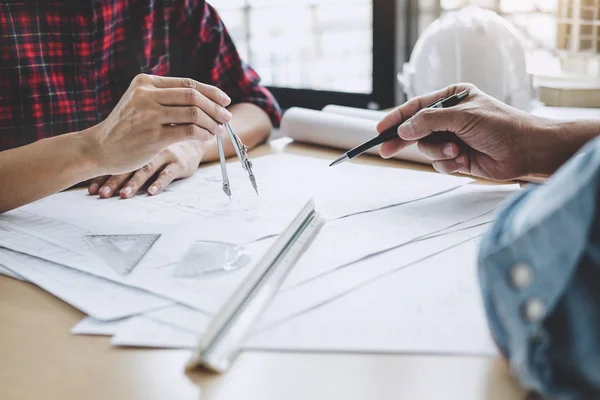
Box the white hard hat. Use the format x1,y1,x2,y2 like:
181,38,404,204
398,6,534,111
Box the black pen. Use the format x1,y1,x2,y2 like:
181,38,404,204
329,90,469,167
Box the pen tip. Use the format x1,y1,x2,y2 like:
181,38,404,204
329,154,349,167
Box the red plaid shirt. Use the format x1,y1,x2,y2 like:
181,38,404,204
0,0,281,151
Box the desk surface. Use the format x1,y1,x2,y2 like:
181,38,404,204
0,139,526,400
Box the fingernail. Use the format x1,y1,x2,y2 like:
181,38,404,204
397,120,416,139
221,108,232,120
217,124,225,134
100,186,111,197
221,93,231,105
121,187,132,197
89,183,99,193
443,144,455,157
149,186,158,195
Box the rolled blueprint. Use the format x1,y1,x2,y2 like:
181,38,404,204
322,104,387,121
280,107,431,165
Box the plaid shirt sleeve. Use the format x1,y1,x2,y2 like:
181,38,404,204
173,1,282,126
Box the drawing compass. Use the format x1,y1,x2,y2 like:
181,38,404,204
216,122,259,199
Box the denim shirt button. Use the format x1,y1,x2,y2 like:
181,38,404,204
523,297,546,323
510,263,534,289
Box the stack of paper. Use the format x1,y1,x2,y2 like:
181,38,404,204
0,153,518,358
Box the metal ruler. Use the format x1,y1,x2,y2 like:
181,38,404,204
185,199,326,373
83,234,161,275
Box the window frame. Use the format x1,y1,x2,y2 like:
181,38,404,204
264,0,397,111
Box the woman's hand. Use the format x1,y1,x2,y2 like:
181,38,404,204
88,140,206,198
86,73,231,176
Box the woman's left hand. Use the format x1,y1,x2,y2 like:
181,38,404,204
88,140,207,198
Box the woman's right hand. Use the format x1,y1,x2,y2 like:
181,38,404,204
85,73,232,176
377,83,561,181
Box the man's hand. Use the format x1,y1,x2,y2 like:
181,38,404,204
377,83,559,181
86,73,232,177
88,140,205,198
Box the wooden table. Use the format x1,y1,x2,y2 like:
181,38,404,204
0,139,527,400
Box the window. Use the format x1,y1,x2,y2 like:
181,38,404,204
215,0,397,110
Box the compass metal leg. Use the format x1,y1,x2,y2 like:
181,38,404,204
216,133,231,199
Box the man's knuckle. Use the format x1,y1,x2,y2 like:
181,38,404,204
458,106,478,122
459,82,476,91
420,108,436,121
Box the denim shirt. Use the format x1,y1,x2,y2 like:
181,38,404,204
479,136,600,398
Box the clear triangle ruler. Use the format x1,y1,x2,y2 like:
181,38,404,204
186,198,326,373
83,234,160,275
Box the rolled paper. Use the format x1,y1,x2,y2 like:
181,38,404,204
280,107,431,165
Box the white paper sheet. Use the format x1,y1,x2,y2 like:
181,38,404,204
246,238,498,357
144,304,211,336
252,223,492,332
71,316,130,336
0,248,172,321
18,154,471,233
0,154,472,315
281,183,518,290
111,316,197,349
0,220,273,314
132,219,495,342
108,226,497,354
281,108,431,164
0,263,25,281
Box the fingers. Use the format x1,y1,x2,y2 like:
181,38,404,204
146,75,231,107
379,137,417,159
416,132,463,161
376,83,473,133
432,152,469,174
418,140,461,161
421,132,470,174
88,176,109,195
98,173,134,198
119,155,168,199
160,124,214,146
396,106,472,142
379,131,465,160
158,105,229,134
156,88,232,126
147,163,181,196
